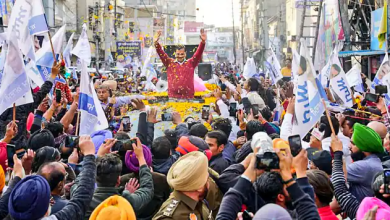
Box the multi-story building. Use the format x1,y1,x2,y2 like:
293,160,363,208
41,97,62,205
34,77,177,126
285,0,319,57
242,0,285,64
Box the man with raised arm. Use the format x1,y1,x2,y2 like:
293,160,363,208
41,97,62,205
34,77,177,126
154,29,206,99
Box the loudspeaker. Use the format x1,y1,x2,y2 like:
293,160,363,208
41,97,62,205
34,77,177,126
198,63,212,81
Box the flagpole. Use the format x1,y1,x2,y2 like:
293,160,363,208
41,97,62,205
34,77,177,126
321,99,336,135
47,31,57,63
12,103,16,123
75,111,80,136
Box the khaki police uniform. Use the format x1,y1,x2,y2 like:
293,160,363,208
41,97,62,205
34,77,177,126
153,190,213,220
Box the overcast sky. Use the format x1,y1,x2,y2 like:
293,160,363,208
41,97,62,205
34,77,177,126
196,0,241,27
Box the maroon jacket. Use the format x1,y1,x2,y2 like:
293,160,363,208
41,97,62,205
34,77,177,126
155,41,205,99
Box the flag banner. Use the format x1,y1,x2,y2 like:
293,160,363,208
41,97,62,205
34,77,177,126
265,49,282,85
328,54,353,108
319,43,344,88
372,53,390,94
28,0,48,35
71,24,91,65
346,64,364,93
0,37,33,115
25,60,44,86
243,57,257,79
292,39,326,139
35,25,66,67
72,68,77,80
63,32,74,68
378,1,388,49
73,24,107,135
7,0,35,60
141,46,157,81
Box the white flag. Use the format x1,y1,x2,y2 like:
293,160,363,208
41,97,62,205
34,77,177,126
265,49,283,85
372,53,390,92
28,0,49,35
243,57,257,79
346,64,364,93
292,39,325,139
71,24,91,65
35,25,66,67
141,46,157,81
328,53,353,107
0,36,33,115
7,0,35,60
63,32,75,68
73,24,107,135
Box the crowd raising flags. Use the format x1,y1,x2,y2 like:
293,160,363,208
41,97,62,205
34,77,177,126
72,24,108,135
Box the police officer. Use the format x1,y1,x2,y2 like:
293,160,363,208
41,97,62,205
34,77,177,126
153,151,214,220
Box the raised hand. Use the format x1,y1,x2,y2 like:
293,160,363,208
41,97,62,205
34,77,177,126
125,178,140,194
200,28,207,42
155,30,162,43
78,136,95,156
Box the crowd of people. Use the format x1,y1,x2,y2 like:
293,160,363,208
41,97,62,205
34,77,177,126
1,39,390,220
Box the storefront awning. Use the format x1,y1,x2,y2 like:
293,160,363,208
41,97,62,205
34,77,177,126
338,50,388,58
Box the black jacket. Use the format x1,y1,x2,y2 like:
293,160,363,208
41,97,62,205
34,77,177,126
233,141,252,163
216,176,320,220
123,172,170,220
85,165,154,219
210,153,230,174
153,152,180,175
0,80,53,140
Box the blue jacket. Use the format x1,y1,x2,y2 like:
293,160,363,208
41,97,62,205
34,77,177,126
153,152,180,175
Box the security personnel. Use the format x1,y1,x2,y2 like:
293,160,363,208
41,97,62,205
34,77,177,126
153,152,214,220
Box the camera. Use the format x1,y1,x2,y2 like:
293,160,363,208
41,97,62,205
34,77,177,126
256,152,279,170
251,132,279,170
112,139,136,152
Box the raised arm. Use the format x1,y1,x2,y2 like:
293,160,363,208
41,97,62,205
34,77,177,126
154,30,173,67
190,28,206,68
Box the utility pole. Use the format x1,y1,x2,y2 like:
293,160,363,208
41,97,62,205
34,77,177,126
94,2,100,69
104,0,111,70
241,0,245,69
134,6,139,39
114,0,117,39
232,0,237,64
339,0,352,71
261,0,269,49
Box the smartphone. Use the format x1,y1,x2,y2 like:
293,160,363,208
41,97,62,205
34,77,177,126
384,169,390,194
251,104,259,117
122,116,131,132
376,85,388,95
201,105,210,120
221,83,227,92
229,102,237,117
242,97,252,114
116,78,125,83
109,89,113,97
65,135,78,148
55,89,62,103
114,139,136,152
162,113,173,121
288,134,303,157
242,210,253,220
365,93,379,103
6,144,15,168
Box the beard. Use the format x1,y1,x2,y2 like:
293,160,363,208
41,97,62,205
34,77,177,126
198,183,209,201
351,151,365,162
